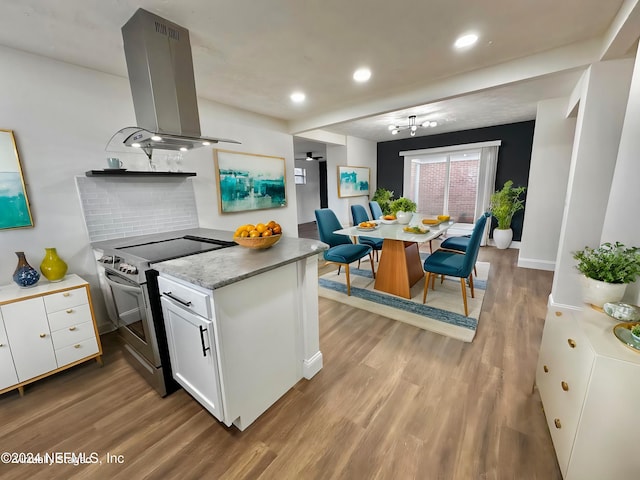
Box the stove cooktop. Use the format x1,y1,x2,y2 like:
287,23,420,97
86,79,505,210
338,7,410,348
115,235,236,264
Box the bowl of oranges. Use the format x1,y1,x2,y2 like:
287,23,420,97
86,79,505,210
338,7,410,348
233,221,282,249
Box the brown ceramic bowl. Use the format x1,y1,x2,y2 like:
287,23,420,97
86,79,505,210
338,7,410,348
233,234,282,249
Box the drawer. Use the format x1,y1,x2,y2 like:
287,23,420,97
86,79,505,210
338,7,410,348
51,321,96,350
55,337,99,367
47,304,92,331
157,275,211,319
43,287,89,313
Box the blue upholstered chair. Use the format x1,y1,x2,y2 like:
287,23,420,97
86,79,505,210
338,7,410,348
439,212,490,275
422,212,489,316
315,208,375,296
369,201,383,221
350,204,383,262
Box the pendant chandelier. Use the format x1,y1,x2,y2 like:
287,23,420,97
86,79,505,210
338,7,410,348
388,115,437,136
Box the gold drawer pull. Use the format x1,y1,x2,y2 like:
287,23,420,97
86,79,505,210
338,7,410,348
0,343,4,347
567,338,576,348
554,418,562,429
543,365,549,373
74,344,81,349
69,326,77,331
63,292,70,297
66,309,74,314
561,381,569,391
39,333,46,338
555,311,562,316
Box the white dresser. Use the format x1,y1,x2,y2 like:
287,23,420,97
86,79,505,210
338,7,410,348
0,274,102,396
536,306,640,479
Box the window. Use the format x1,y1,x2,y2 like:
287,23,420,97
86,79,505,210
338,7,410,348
401,141,500,241
294,167,307,185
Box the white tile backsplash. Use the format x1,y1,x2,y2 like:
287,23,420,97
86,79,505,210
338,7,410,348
76,176,199,242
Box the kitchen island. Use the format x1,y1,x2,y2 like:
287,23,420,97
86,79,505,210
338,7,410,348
149,231,327,430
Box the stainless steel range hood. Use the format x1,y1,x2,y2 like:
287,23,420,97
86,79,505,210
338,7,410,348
111,8,239,158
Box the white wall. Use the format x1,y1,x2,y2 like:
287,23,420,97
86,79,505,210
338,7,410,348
518,97,576,271
602,47,640,305
0,45,297,330
294,159,321,224
551,59,634,308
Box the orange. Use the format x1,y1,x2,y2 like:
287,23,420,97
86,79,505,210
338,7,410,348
256,223,267,233
267,220,276,229
249,229,260,238
272,224,282,235
245,224,255,232
262,229,273,237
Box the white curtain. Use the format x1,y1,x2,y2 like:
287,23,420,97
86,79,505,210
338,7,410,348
476,145,500,245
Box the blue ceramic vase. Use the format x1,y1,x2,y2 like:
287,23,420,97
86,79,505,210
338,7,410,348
13,251,40,288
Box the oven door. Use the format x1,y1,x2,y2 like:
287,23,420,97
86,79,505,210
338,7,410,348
103,270,161,367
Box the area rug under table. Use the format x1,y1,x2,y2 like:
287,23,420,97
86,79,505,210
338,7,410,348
318,260,490,342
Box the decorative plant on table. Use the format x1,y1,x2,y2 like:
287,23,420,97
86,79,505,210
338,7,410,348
573,242,640,308
372,188,394,215
389,197,417,224
489,180,526,249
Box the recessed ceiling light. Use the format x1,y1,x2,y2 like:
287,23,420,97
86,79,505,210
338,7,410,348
290,91,306,103
179,147,188,152
151,135,162,141
131,143,141,148
454,33,478,49
202,141,211,146
353,68,371,83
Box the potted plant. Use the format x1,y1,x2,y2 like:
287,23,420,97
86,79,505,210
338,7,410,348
372,188,394,216
489,180,526,249
631,324,640,342
573,242,640,308
389,197,417,224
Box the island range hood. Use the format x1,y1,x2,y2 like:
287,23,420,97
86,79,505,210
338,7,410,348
111,8,239,158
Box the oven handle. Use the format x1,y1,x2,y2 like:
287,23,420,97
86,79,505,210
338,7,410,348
104,271,143,293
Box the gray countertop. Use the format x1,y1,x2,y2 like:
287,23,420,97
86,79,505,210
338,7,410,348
92,228,328,290
155,232,327,290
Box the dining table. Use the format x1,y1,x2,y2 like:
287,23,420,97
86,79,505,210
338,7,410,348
333,219,454,299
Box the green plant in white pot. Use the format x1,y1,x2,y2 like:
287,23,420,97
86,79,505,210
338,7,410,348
573,242,640,309
389,197,417,225
489,180,526,249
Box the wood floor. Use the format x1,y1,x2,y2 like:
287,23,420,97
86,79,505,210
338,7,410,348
0,246,560,480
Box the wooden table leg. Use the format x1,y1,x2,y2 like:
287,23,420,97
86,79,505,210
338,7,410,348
374,239,424,298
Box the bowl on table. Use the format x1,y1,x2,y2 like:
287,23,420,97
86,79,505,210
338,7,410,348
395,211,413,225
233,234,282,249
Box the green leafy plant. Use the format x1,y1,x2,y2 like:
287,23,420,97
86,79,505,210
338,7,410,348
389,197,417,215
490,180,526,230
372,188,394,215
631,324,640,338
573,242,640,284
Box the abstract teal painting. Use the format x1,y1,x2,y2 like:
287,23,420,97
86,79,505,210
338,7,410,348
0,130,33,229
338,166,370,198
214,149,287,213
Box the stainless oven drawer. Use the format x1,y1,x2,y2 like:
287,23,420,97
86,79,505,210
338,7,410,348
157,276,211,319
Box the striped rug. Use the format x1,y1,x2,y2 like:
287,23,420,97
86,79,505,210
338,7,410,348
318,259,489,342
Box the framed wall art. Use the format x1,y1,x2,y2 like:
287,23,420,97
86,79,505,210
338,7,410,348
214,149,287,213
337,165,370,198
0,129,34,229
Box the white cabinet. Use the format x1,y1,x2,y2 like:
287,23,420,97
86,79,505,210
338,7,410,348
158,259,311,431
2,297,57,382
536,307,640,478
0,274,103,396
161,294,223,421
0,310,18,390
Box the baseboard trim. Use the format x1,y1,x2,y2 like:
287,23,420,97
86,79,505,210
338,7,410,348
548,293,583,311
487,239,521,249
517,257,556,271
303,351,323,379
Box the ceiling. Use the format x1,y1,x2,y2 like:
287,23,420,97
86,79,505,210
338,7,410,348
0,0,636,157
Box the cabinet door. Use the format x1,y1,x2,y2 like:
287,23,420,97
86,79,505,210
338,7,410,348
1,298,57,382
161,297,223,421
0,311,18,390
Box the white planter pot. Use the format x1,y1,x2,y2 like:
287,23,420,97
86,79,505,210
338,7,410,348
396,211,413,225
493,228,513,249
580,275,627,308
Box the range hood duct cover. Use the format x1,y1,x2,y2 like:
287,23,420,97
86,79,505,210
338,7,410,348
115,8,239,157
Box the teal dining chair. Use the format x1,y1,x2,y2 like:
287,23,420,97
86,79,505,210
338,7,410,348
369,201,383,221
315,208,376,296
422,212,489,316
439,212,490,276
350,204,383,262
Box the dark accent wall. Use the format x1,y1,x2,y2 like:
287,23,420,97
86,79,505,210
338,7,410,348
376,120,535,241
